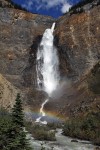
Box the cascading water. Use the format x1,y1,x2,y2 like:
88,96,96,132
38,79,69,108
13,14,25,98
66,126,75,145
35,23,59,124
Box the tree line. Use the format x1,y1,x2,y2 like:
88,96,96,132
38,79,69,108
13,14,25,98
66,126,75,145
0,0,28,12
69,0,95,11
0,93,32,150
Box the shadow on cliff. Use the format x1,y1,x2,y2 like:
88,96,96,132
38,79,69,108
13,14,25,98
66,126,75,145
21,35,49,111
22,35,42,87
54,35,78,81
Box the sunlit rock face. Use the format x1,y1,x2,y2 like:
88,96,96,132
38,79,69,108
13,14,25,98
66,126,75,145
0,6,55,112
55,5,100,81
0,74,20,110
0,2,100,119
0,7,54,88
46,5,100,117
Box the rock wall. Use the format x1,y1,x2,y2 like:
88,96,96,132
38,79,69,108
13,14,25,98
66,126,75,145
0,74,19,110
55,5,100,81
0,7,54,88
0,3,100,118
0,7,54,112
46,5,100,117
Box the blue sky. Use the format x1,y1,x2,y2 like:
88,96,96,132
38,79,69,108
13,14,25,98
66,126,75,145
12,0,81,18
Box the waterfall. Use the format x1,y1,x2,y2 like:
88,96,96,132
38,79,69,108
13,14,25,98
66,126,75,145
35,23,59,124
36,22,59,95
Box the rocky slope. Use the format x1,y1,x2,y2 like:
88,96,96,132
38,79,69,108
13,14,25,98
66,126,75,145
0,1,100,119
0,74,19,110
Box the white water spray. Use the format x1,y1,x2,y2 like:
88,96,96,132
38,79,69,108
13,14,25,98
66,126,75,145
35,23,59,124
51,22,56,33
35,99,49,124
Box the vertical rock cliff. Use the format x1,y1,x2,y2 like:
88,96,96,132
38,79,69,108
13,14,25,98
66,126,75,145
46,4,100,117
55,5,100,80
0,2,100,119
0,6,54,112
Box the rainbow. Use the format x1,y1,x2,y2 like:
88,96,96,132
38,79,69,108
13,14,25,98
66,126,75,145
24,109,66,123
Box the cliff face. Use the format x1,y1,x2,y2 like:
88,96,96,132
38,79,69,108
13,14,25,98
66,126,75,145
0,74,19,110
0,7,54,112
0,7,54,87
49,5,100,117
55,5,100,80
47,5,100,117
0,3,100,119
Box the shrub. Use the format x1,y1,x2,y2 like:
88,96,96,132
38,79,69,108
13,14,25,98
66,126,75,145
26,123,56,141
63,112,100,145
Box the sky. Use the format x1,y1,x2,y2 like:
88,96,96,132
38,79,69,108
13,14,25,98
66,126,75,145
12,0,81,18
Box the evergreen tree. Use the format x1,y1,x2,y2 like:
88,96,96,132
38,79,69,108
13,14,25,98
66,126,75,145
0,108,12,150
0,94,32,150
8,93,32,150
12,93,24,127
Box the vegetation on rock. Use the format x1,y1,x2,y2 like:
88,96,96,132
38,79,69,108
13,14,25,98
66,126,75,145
63,111,100,145
26,122,56,141
70,0,94,11
64,0,100,15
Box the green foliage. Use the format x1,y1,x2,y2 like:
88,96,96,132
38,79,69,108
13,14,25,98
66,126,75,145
0,109,12,150
63,112,100,145
26,123,56,141
0,94,32,150
47,122,62,130
12,93,24,127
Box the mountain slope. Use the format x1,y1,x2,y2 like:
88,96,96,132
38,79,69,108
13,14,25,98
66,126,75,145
0,1,100,119
0,74,20,110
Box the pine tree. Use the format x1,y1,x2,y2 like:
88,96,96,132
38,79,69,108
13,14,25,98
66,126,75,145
12,93,24,127
0,108,12,150
8,93,32,150
0,94,32,150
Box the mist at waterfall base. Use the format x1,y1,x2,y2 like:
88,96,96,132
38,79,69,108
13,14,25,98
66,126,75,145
35,23,61,124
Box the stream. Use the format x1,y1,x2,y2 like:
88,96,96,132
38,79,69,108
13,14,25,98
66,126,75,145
27,129,97,150
30,22,99,150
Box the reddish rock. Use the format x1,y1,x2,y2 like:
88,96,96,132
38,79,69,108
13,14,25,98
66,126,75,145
0,2,100,119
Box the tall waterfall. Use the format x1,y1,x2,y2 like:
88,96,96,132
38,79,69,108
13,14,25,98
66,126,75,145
36,23,59,124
